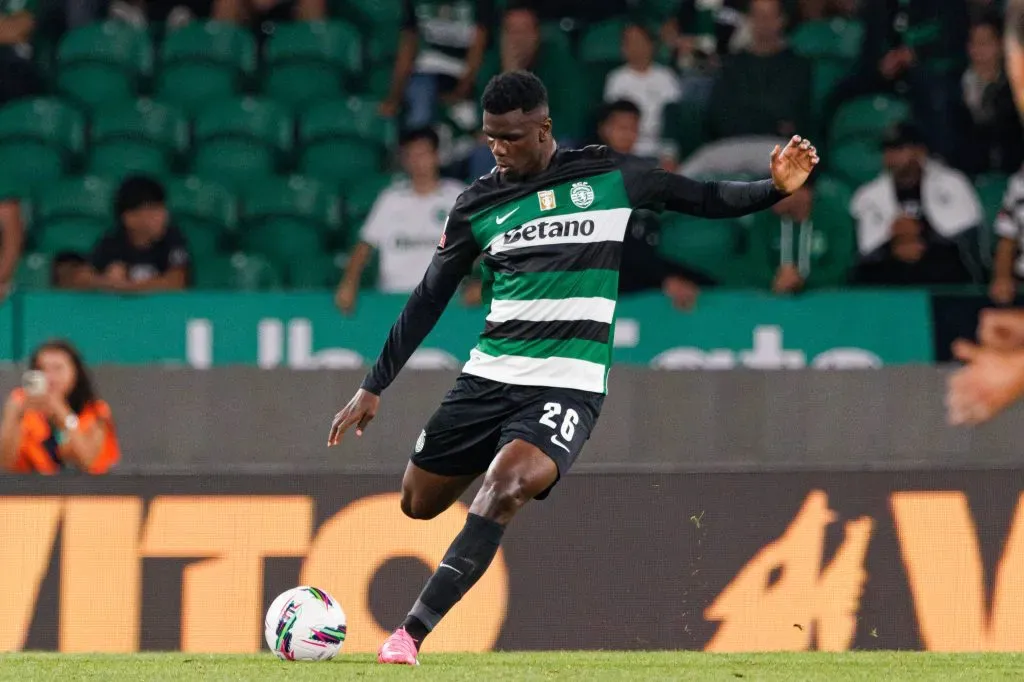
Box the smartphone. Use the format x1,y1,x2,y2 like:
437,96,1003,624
22,370,47,397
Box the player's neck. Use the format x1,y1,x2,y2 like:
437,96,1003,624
411,176,439,196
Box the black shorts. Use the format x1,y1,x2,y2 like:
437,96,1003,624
410,374,605,499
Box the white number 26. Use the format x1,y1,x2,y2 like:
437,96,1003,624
540,402,579,442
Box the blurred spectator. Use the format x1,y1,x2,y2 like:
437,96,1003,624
0,194,23,300
0,0,39,105
508,0,628,23
593,101,713,308
109,0,322,27
50,252,88,290
663,0,746,79
990,168,1024,304
852,123,982,286
955,14,1023,177
823,0,969,161
335,128,464,314
796,0,859,22
468,5,583,177
0,339,120,475
381,0,494,130
744,172,855,293
604,23,681,161
72,176,191,293
706,0,811,140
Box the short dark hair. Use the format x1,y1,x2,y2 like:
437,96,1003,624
115,175,165,216
399,127,440,150
1009,0,1024,46
623,22,655,42
598,99,642,126
30,339,98,414
973,11,1003,39
481,70,548,115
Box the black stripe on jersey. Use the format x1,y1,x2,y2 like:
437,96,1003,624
488,240,622,274
481,319,611,344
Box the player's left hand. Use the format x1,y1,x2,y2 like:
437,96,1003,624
946,340,1024,426
328,388,380,446
770,135,820,195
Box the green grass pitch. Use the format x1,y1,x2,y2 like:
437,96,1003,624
2,652,1024,681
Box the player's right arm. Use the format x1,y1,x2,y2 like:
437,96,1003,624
328,202,481,446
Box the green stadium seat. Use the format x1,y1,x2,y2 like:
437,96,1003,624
339,0,403,32
790,18,863,61
976,173,1009,230
192,98,292,188
342,173,393,245
830,95,910,146
810,57,854,121
287,251,343,289
829,138,883,188
34,176,115,254
0,98,85,188
56,22,153,110
166,176,238,260
156,21,256,113
228,252,284,290
262,21,363,109
579,19,627,65
239,175,339,269
661,100,708,161
658,212,746,285
14,252,52,290
89,99,189,178
298,98,393,184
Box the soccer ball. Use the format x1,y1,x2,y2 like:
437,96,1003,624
264,586,347,661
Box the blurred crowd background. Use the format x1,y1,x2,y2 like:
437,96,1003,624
0,0,1017,311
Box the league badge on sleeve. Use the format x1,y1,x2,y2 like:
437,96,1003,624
438,216,448,248
538,190,556,211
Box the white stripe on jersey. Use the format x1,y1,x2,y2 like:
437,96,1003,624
462,349,606,394
486,208,632,254
997,171,1024,240
486,297,617,325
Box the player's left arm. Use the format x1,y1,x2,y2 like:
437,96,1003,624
622,135,819,218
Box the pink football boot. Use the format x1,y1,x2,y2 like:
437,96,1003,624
377,627,420,665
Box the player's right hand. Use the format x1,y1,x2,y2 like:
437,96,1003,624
328,388,380,446
978,308,1024,352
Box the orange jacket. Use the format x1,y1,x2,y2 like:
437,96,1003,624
6,389,120,475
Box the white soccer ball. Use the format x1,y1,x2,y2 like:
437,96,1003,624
264,586,347,661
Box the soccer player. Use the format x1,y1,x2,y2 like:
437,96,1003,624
946,0,1024,425
327,71,818,665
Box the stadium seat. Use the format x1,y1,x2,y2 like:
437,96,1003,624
339,0,404,33
14,252,52,290
579,19,627,66
224,252,285,290
263,21,361,109
34,176,116,254
829,138,883,188
156,21,256,113
192,98,292,188
166,176,238,260
342,173,393,246
88,99,189,179
658,212,746,285
0,98,85,188
810,57,854,121
298,98,393,184
830,95,910,147
790,18,863,61
287,251,343,289
56,21,153,110
661,100,708,161
239,175,340,269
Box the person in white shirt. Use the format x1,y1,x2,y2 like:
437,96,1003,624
335,128,465,314
604,23,682,160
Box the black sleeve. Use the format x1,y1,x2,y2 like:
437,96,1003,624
620,154,786,218
401,0,417,31
90,235,118,272
360,205,481,395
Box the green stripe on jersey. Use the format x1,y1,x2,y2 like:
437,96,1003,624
490,269,619,302
477,336,610,366
471,170,630,247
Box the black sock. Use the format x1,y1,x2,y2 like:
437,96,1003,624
400,513,505,648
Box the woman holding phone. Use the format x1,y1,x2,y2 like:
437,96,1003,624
0,340,119,474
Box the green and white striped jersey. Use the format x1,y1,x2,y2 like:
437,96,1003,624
361,146,784,396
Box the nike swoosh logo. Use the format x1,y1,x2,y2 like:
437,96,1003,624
550,435,570,453
495,207,520,225
439,562,463,576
